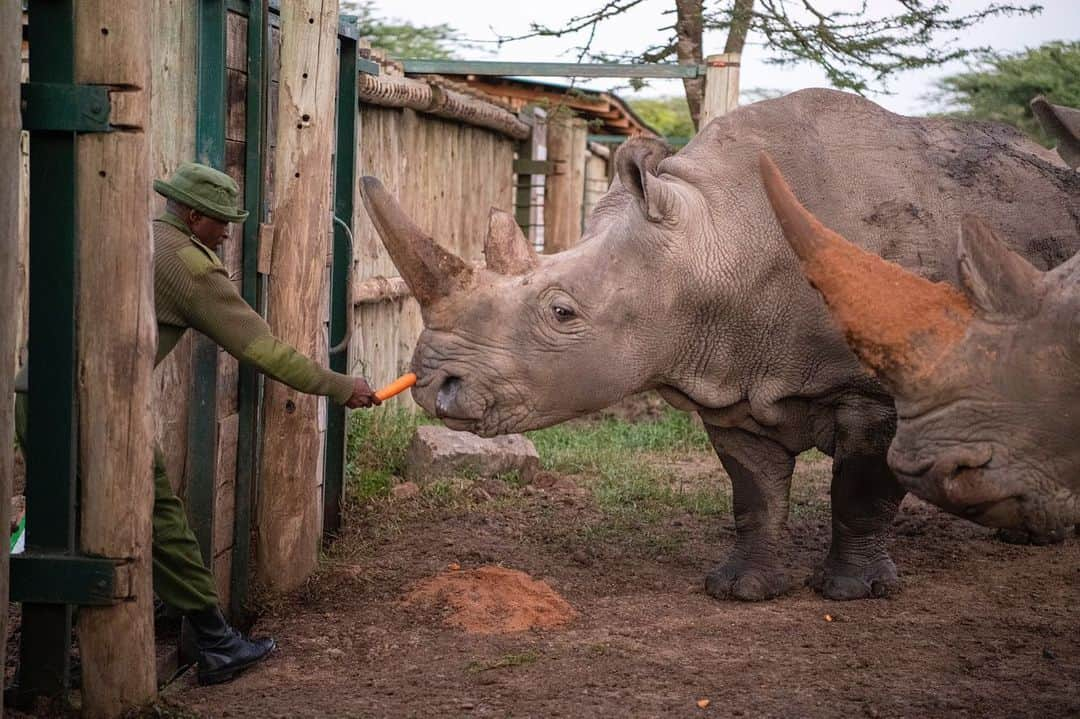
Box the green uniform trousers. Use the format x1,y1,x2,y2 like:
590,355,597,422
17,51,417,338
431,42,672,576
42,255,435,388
15,392,219,614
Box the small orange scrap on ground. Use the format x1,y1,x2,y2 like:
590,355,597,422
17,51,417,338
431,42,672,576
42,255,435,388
697,698,711,709
824,614,834,622
448,562,461,571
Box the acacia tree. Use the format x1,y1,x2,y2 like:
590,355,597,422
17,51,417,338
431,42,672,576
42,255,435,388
932,41,1080,147
503,1,1042,129
340,0,466,60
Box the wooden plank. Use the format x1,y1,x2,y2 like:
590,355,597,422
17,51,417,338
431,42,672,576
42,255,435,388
213,413,239,557
150,0,198,499
73,2,157,714
543,116,588,252
0,1,19,713
225,11,247,71
226,68,248,142
701,52,741,127
257,0,340,592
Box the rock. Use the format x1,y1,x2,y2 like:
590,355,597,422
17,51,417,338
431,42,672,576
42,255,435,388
391,481,421,500
404,426,540,484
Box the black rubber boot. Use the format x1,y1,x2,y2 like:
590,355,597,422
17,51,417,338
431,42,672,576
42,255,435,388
183,607,275,685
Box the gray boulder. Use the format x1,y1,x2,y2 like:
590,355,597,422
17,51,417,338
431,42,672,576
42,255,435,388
404,425,539,484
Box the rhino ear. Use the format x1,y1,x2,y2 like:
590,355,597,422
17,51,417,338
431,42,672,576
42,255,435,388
957,215,1041,319
614,137,678,223
1031,96,1080,169
484,208,538,275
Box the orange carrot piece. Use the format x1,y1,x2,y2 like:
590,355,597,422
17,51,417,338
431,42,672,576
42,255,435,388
374,372,417,401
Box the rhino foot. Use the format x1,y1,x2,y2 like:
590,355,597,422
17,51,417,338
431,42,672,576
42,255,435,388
705,559,791,602
809,556,899,601
994,526,1069,546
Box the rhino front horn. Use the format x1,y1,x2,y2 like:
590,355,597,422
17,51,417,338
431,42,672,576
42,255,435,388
360,176,473,306
758,152,974,394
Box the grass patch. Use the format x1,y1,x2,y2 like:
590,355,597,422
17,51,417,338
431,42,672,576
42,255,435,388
345,408,424,501
466,651,540,673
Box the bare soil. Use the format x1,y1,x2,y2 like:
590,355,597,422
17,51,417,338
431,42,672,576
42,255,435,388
160,451,1080,719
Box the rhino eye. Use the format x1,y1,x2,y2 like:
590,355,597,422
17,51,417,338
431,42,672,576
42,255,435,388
552,304,576,322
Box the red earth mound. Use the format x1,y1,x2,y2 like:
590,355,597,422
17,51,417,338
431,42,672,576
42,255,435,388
404,565,577,635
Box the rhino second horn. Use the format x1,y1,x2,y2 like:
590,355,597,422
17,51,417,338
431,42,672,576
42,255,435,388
485,208,539,275
359,176,473,305
758,152,974,393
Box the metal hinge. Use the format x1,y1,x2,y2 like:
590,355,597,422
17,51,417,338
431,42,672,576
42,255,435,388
21,82,113,133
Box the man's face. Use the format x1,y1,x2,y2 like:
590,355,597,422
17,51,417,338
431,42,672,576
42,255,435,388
187,210,230,250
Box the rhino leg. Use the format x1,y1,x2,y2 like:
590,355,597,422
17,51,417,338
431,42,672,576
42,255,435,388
704,427,795,602
810,453,906,600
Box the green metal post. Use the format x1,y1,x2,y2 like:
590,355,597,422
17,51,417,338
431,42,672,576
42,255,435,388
324,27,358,538
231,0,266,619
189,0,228,566
18,0,78,704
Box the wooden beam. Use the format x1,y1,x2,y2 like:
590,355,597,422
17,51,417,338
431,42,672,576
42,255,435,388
401,60,706,79
0,1,19,713
257,0,339,592
701,53,740,127
543,117,588,253
73,1,157,715
352,275,410,305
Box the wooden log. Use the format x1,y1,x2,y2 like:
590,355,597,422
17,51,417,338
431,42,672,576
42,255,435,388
0,2,20,714
257,0,339,592
357,72,531,140
701,52,741,127
353,275,411,305
73,1,157,714
543,116,588,253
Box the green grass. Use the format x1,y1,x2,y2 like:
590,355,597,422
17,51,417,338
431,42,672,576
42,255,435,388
345,408,425,501
345,406,727,522
466,651,540,673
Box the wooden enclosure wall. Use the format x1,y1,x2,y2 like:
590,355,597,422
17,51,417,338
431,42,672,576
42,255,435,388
351,107,515,395
582,144,611,226
543,116,588,253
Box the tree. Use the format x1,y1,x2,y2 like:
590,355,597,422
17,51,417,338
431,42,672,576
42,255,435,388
931,41,1080,148
502,1,1042,130
340,1,465,60
628,96,695,139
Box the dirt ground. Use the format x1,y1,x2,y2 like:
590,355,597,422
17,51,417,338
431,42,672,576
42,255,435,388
160,450,1080,719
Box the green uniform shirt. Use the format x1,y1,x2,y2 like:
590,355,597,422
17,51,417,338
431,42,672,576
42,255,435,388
154,212,354,405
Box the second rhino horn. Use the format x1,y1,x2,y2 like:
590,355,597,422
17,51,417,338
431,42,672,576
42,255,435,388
758,152,974,393
485,208,539,275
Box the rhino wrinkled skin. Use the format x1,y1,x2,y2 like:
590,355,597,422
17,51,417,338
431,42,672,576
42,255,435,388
361,89,1080,601
761,143,1080,546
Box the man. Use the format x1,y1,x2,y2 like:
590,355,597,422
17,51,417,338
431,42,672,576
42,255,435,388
15,162,380,685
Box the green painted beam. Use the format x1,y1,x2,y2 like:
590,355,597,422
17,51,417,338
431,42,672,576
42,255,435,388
189,0,228,568
400,60,705,79
231,0,267,621
10,554,121,606
324,32,358,539
20,82,111,132
19,0,78,703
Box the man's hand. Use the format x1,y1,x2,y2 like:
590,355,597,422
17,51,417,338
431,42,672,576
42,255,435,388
345,377,381,409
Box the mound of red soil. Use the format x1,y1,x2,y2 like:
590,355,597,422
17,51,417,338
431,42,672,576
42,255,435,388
405,565,576,635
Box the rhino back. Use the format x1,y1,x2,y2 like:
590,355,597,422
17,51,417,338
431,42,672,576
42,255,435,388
677,88,1080,285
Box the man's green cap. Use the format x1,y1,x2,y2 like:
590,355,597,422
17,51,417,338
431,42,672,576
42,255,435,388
153,162,249,223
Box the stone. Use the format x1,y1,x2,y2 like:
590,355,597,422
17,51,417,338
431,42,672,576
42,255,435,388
404,425,540,485
391,481,421,500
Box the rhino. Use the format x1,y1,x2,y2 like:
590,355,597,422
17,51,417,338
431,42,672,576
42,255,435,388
359,88,1080,601
760,125,1080,543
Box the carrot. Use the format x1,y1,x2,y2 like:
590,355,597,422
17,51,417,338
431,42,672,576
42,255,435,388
374,372,417,401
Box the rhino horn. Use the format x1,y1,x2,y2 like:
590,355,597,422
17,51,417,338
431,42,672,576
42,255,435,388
360,176,473,306
485,208,538,275
1031,96,1080,169
758,152,974,393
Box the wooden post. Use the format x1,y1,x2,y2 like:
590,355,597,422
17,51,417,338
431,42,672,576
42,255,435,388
700,52,741,127
0,3,20,714
543,115,587,253
257,0,339,592
74,1,158,715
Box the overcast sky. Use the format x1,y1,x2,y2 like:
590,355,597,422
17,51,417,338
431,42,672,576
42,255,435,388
364,0,1078,115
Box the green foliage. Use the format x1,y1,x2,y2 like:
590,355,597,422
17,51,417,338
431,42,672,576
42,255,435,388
932,41,1080,147
345,408,424,501
340,1,466,60
627,96,695,139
